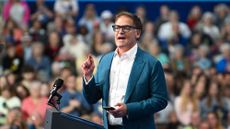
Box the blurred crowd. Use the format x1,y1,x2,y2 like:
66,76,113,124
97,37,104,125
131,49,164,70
0,0,229,129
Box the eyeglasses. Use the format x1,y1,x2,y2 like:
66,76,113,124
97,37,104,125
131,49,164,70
112,25,137,32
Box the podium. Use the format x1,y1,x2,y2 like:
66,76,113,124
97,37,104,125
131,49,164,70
45,79,104,129
44,108,104,129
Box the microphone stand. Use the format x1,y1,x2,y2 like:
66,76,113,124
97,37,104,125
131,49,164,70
48,91,62,111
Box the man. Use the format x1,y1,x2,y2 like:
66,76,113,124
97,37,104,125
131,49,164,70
81,11,168,129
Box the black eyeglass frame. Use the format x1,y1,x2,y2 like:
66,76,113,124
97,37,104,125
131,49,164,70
112,25,138,32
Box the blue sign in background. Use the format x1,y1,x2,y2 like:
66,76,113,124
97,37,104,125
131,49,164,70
1,0,230,23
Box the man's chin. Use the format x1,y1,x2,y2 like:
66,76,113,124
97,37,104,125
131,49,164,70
115,42,126,48
116,45,126,49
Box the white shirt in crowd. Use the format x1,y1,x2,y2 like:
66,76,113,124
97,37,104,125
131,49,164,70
158,22,191,41
54,0,79,16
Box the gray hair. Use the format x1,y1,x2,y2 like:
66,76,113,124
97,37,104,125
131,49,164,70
220,43,230,53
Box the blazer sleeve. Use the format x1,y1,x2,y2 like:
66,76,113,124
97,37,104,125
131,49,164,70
126,61,168,120
82,55,105,104
82,76,102,104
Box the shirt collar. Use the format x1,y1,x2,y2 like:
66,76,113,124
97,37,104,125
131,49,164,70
114,43,138,60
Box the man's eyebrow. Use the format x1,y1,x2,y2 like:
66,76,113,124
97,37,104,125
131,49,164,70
114,24,134,26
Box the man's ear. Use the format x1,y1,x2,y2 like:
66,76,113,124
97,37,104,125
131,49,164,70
135,30,141,39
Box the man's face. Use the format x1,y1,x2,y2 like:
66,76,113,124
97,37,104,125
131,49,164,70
114,16,140,51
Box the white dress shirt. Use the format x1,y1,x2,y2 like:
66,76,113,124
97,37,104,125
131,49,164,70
84,44,138,125
108,44,137,125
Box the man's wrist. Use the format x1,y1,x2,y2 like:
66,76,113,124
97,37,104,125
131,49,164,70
83,75,93,85
85,74,93,81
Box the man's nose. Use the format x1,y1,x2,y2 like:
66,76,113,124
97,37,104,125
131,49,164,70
118,28,125,34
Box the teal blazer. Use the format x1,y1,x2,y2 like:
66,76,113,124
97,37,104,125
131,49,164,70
83,47,168,129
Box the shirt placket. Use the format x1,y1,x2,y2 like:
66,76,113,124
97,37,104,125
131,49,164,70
113,57,122,106
109,57,123,124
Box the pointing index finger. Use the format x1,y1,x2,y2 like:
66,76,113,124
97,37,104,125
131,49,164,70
88,54,93,63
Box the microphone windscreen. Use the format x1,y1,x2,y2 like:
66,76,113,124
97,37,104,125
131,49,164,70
54,78,64,89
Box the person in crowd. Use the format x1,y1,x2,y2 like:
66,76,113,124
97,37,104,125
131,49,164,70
198,120,210,129
194,45,212,70
158,10,191,48
77,25,92,48
60,74,92,116
45,31,62,62
216,43,230,73
166,111,181,129
170,44,191,75
21,65,36,89
183,111,201,129
0,76,8,90
222,80,230,114
27,112,43,129
59,67,73,82
190,66,203,85
15,83,30,101
4,72,17,88
21,32,32,62
200,81,229,121
2,18,24,45
140,21,157,51
21,80,48,125
62,18,89,60
135,5,147,24
207,112,225,129
0,86,21,125
188,32,204,52
26,42,51,82
47,15,65,36
60,19,90,73
54,0,79,19
50,62,64,79
30,0,53,27
0,107,28,129
193,74,207,101
0,17,4,35
2,44,23,74
91,18,113,57
187,5,202,31
2,0,30,29
174,80,199,126
29,19,46,43
164,68,177,102
213,3,230,28
155,101,174,125
100,10,115,44
195,12,220,41
40,82,50,98
90,113,103,126
189,31,213,51
221,20,230,43
155,5,170,34
78,4,100,35
148,41,170,68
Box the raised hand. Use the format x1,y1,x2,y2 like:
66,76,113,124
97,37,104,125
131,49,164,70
81,55,95,81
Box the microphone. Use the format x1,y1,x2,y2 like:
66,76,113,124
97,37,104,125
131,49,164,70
48,78,64,109
49,78,63,96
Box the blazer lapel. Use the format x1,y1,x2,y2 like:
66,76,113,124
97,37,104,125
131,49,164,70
103,52,114,106
124,48,145,103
